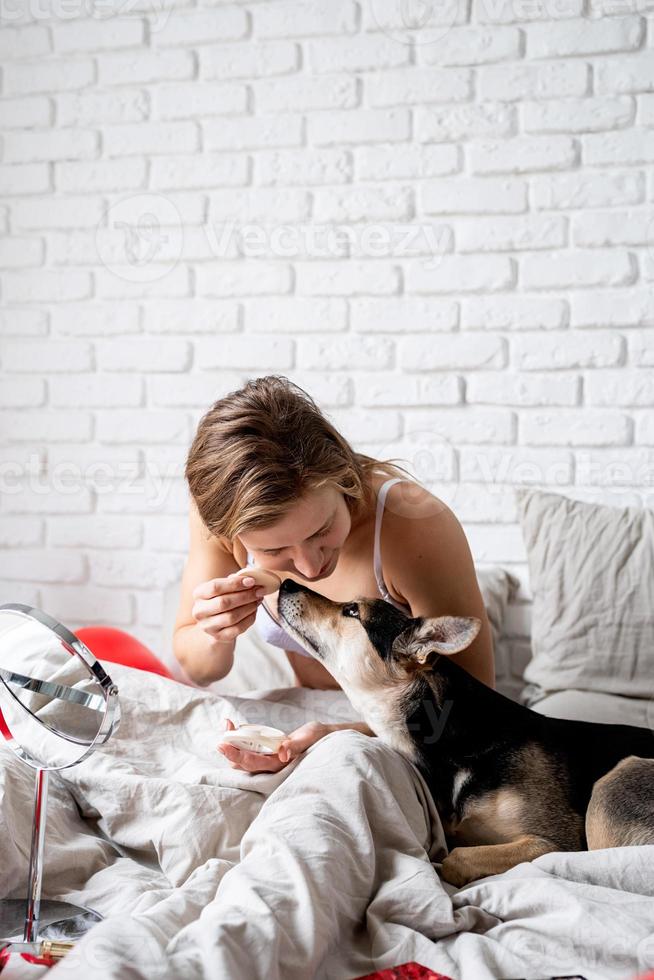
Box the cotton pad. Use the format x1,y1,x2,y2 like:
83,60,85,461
218,724,287,755
232,567,281,596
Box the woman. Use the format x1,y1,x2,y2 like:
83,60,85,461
174,375,494,774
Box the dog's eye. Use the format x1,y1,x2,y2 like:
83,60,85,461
342,602,359,619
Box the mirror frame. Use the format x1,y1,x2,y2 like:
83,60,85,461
0,603,121,771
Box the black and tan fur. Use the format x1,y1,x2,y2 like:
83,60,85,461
277,579,654,887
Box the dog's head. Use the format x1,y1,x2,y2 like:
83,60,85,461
277,578,481,749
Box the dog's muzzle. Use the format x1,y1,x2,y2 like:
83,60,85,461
277,579,321,656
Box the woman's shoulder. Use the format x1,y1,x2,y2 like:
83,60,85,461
380,482,488,620
382,478,452,525
375,479,454,602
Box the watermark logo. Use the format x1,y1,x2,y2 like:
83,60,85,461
373,436,654,521
368,0,465,46
96,193,183,284
375,426,464,517
97,199,451,281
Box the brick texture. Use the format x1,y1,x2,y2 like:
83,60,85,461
0,6,651,694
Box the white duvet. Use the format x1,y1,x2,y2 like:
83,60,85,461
2,665,653,980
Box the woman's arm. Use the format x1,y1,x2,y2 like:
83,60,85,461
383,485,496,689
172,498,240,685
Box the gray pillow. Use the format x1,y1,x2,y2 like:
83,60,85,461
531,689,653,728
515,487,654,704
476,566,519,663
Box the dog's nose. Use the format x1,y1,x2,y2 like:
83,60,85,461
279,577,305,595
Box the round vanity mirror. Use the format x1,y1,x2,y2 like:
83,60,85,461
0,603,121,958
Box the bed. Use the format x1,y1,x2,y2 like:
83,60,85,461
1,487,653,979
1,666,653,980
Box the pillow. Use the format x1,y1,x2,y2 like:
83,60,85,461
476,566,520,663
515,487,654,705
160,567,518,696
531,689,653,728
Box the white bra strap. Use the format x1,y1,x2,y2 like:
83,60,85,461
373,478,404,599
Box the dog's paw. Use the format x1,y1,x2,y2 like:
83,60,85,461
440,847,482,888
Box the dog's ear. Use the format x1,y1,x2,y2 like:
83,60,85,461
391,616,482,667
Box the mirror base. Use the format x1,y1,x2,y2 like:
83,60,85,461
0,898,102,943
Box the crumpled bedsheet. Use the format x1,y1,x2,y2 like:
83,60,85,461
1,664,653,980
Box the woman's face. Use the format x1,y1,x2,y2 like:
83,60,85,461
239,485,352,581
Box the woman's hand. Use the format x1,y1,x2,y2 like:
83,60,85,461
217,718,332,773
192,573,266,645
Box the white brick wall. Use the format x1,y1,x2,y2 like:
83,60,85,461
1,1,653,700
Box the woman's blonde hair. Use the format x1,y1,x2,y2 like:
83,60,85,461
185,375,415,541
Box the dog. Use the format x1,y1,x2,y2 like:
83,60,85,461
277,578,654,888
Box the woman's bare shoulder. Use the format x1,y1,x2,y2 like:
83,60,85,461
384,479,452,524
375,482,456,603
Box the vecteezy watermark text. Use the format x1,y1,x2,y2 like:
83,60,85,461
96,193,454,282
1,0,172,31
0,454,181,510
206,220,452,266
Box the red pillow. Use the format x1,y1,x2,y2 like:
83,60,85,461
75,627,174,680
